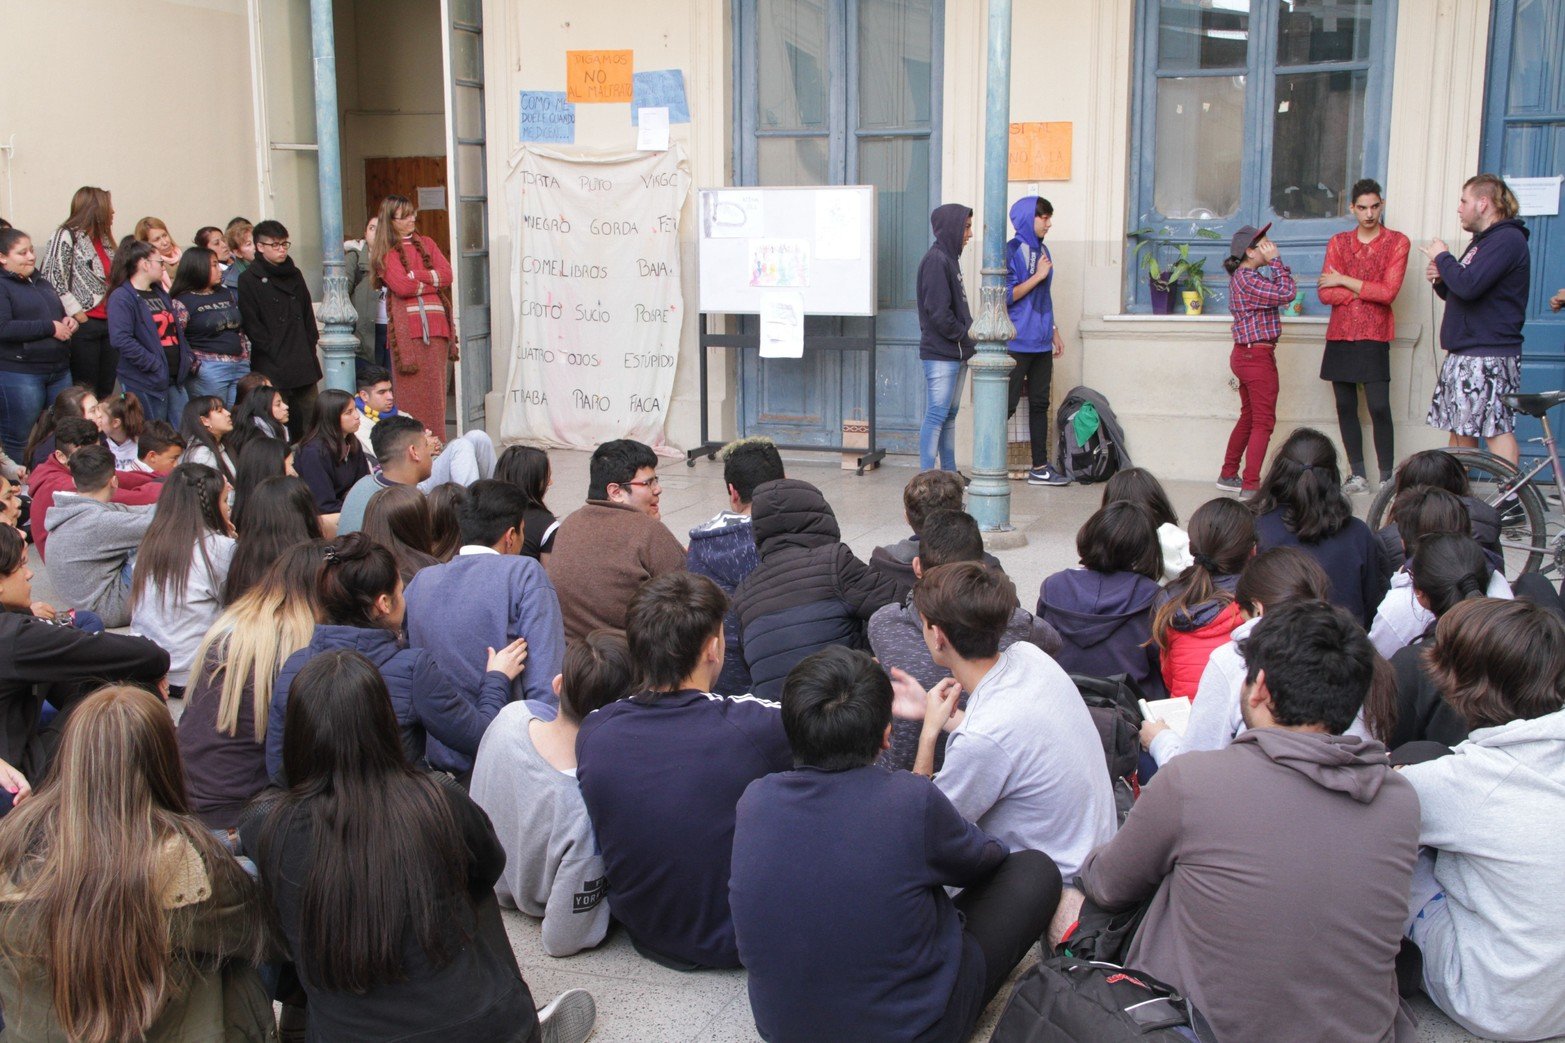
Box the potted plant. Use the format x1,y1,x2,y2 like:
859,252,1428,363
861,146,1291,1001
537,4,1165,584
1181,256,1212,314
1128,227,1226,315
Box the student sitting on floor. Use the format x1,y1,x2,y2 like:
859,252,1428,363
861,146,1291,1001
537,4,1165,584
1081,599,1420,1043
576,572,791,970
471,629,635,957
1102,467,1193,581
40,445,155,628
893,561,1116,882
29,417,158,562
868,469,999,598
868,509,1059,772
1149,497,1255,698
406,479,565,773
1038,500,1166,698
1400,598,1565,1042
730,646,1059,1043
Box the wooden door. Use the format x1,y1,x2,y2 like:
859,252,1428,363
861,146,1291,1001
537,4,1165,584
364,156,452,256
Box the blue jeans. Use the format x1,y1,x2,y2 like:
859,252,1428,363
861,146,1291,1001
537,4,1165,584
0,367,73,462
920,359,966,471
186,357,251,407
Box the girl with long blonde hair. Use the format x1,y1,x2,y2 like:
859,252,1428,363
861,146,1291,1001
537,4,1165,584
0,685,273,1042
369,194,455,432
179,541,323,832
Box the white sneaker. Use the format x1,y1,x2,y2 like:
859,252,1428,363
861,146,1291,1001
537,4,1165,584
1342,475,1370,494
539,989,597,1043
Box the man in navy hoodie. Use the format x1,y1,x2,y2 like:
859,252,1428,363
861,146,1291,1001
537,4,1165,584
1422,173,1531,465
1005,196,1069,486
730,646,1057,1043
576,571,791,970
916,203,975,473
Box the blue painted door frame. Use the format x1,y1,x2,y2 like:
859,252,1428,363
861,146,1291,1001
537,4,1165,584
1482,0,1565,471
731,0,943,454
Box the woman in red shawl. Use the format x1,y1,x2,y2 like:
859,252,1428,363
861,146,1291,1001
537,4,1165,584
370,195,456,432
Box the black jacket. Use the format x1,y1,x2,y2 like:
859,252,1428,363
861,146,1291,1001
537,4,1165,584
238,256,322,390
916,204,975,362
731,480,901,701
0,608,169,778
1389,634,1470,749
1374,495,1503,579
0,269,69,375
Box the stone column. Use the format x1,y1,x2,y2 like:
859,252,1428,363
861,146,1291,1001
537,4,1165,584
309,0,358,393
966,0,1022,544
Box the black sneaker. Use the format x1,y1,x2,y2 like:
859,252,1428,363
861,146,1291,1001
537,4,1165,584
1027,463,1070,486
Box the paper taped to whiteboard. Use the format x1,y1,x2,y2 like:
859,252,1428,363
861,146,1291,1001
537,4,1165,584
749,239,811,288
703,190,763,238
815,193,861,260
1506,175,1561,217
759,291,805,358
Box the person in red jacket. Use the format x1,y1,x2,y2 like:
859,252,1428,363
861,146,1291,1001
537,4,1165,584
1150,498,1256,698
27,418,159,562
1316,179,1410,492
370,195,454,436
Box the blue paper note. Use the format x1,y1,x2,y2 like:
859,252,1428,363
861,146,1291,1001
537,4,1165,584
519,91,575,143
631,70,690,125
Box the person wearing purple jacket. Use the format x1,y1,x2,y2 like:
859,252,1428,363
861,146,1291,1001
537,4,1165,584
1004,196,1069,486
1038,501,1165,698
1421,173,1532,466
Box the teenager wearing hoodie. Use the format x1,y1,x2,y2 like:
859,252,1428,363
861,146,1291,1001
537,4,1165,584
1004,196,1068,486
1149,497,1255,698
1081,599,1420,1043
1421,174,1531,466
915,204,975,472
686,437,784,695
28,416,158,563
1402,598,1565,1041
41,446,154,628
1037,500,1166,698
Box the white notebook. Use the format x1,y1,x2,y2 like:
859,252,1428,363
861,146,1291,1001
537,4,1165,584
1139,697,1192,736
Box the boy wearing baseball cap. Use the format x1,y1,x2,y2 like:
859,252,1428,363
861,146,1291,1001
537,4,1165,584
1217,224,1295,496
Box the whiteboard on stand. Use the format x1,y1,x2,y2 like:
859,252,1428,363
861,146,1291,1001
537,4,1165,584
697,185,877,316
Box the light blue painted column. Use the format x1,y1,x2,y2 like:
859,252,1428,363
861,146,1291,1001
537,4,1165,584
966,0,1020,540
309,0,359,393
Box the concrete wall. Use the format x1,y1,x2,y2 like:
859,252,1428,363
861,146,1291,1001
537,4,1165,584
334,0,448,233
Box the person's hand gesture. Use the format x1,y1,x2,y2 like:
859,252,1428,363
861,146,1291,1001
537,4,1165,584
1420,239,1449,261
0,757,32,808
1034,253,1053,283
922,677,964,736
486,637,529,680
1052,327,1065,358
52,319,73,342
1551,287,1565,313
889,667,929,721
1258,240,1279,263
1425,258,1441,285
1139,718,1169,750
30,601,57,621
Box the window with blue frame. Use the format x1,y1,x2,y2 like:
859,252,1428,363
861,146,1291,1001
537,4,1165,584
1127,0,1397,314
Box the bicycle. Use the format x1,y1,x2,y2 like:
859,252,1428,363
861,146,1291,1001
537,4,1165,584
1366,390,1565,578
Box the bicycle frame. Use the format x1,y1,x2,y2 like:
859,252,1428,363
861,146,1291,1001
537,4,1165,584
1497,412,1565,513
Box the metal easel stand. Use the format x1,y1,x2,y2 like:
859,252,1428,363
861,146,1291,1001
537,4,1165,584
686,312,886,475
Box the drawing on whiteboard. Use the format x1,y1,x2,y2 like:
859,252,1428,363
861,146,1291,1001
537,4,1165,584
759,290,806,358
748,238,811,288
814,194,861,260
703,191,764,239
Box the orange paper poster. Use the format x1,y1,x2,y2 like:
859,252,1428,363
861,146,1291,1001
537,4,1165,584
1008,122,1072,181
566,50,634,103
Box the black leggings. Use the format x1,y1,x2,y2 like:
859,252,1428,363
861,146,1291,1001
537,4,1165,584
1332,380,1394,479
956,848,1062,1009
69,318,118,399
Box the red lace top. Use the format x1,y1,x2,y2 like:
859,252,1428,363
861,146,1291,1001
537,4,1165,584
1317,227,1410,344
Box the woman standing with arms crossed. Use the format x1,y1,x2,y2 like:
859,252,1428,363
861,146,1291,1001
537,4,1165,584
371,196,455,436
39,187,118,398
1317,179,1410,493
1217,224,1295,498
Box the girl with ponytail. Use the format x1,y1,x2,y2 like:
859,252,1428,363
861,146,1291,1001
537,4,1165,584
1252,427,1389,626
370,195,456,435
1150,497,1256,697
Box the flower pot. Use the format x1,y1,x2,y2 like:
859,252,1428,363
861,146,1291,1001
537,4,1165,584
1182,290,1204,315
1149,277,1178,315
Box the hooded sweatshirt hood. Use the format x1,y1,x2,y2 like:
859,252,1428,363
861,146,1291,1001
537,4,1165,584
1008,197,1040,252
1041,568,1160,648
930,203,972,259
1233,728,1393,803
751,478,841,557
1005,196,1054,351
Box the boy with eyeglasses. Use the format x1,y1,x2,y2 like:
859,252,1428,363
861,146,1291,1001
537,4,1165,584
237,219,321,439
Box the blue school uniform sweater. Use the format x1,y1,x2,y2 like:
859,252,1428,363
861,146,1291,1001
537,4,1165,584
575,688,791,968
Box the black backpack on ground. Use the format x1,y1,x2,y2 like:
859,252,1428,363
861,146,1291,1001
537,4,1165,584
1055,386,1129,485
991,957,1217,1043
1070,674,1143,823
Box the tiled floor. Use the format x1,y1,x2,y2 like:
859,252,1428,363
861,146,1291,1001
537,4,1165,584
25,446,1534,1042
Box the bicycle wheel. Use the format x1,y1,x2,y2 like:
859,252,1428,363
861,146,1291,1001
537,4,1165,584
1365,449,1550,575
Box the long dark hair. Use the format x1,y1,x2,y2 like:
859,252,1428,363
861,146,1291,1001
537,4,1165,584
168,247,218,299
302,389,361,465
225,476,323,602
231,436,293,532
253,650,469,991
1102,467,1178,529
317,533,400,630
107,238,157,295
1249,428,1353,543
363,485,439,584
23,384,95,468
495,445,551,511
130,464,231,612
179,395,234,483
1152,498,1256,648
60,186,114,243
426,483,466,561
1235,546,1330,617
232,386,288,448
1409,533,1491,623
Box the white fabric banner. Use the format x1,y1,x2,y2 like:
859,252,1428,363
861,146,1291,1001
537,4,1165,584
500,145,690,450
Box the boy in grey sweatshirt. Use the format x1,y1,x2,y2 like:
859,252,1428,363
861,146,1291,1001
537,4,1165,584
42,446,155,628
469,630,635,957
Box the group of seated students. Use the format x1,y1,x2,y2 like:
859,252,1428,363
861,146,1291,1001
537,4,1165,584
0,408,1562,1043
